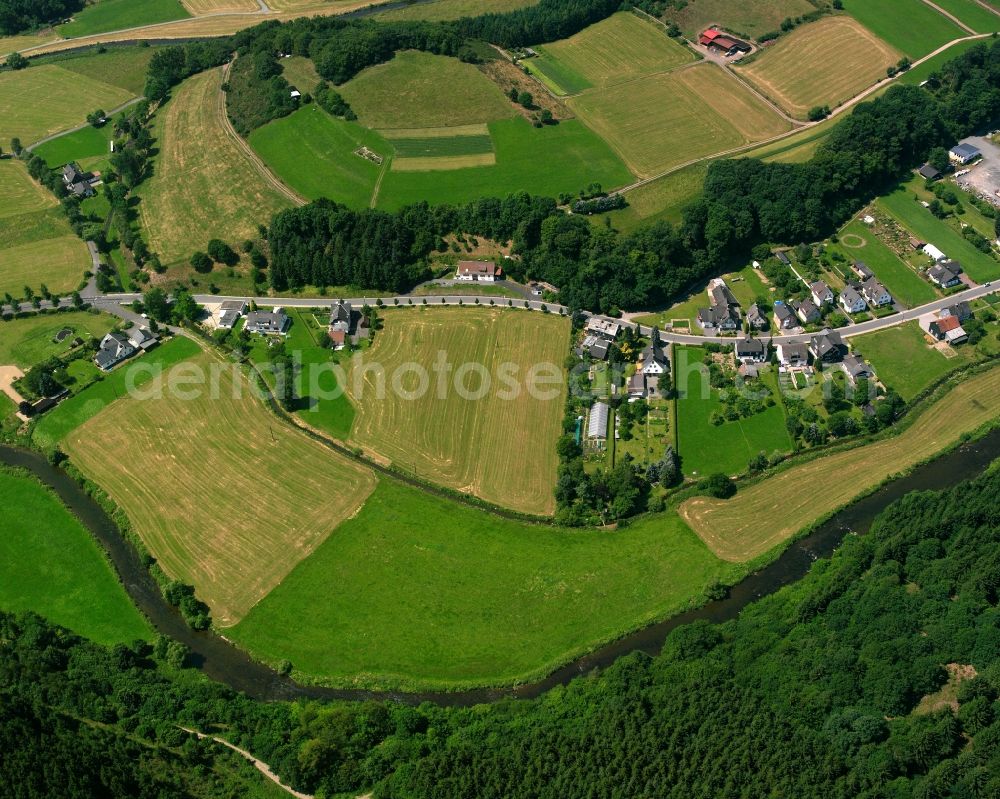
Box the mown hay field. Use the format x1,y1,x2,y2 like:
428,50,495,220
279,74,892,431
665,0,816,37
182,0,258,12
569,63,790,179
736,16,900,119
339,51,515,130
63,350,377,625
0,235,91,298
376,0,538,22
0,159,56,219
533,11,694,92
137,69,291,265
58,0,190,38
0,64,132,143
679,364,1000,562
842,0,965,57
347,307,569,516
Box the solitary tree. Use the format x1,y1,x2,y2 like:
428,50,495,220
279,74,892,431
517,91,533,108
190,251,213,273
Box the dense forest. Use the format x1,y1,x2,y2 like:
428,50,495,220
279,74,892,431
3,468,1000,797
0,0,81,35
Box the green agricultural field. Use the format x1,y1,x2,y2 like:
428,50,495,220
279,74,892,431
0,236,92,298
569,63,789,179
389,132,494,158
0,64,133,144
842,0,965,57
33,124,115,168
852,321,980,400
834,219,938,307
532,12,693,93
248,106,387,207
137,69,292,265
675,348,792,476
338,51,515,130
0,467,152,644
0,311,114,368
664,0,816,38
523,51,592,96
43,46,158,95
0,207,74,254
62,350,377,626
375,117,634,209
0,159,55,219
58,0,190,38
877,185,1000,283
930,0,1000,32
377,0,539,21
32,336,201,448
605,161,710,232
735,16,900,119
346,307,568,516
228,479,734,690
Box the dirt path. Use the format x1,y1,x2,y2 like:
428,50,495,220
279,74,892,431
182,729,313,798
218,59,307,207
26,97,146,151
921,0,978,33
972,0,1000,18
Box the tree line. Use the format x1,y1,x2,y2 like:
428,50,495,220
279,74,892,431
0,0,81,35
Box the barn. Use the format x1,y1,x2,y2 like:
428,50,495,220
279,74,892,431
698,28,752,55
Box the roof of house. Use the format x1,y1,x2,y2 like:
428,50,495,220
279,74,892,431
929,263,961,284
852,261,874,278
245,309,288,331
457,260,497,277
330,299,352,325
627,372,646,393
219,299,247,312
951,142,981,158
940,259,963,274
775,250,791,265
918,163,941,180
933,315,963,333
586,317,621,338
841,285,865,307
735,335,765,355
774,302,794,320
942,301,972,320
923,243,946,261
794,298,820,318
778,342,809,360
810,329,845,359
589,340,610,360
127,327,156,349
809,280,831,296
640,340,668,366
842,354,872,379
861,278,890,301
709,283,739,308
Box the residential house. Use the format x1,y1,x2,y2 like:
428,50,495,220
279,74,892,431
455,260,499,282
841,354,875,386
773,302,797,330
61,161,95,198
746,302,769,330
587,401,610,440
917,163,941,181
627,372,647,399
639,337,669,376
810,280,834,306
809,329,846,363
775,250,791,266
328,299,353,349
792,299,821,325
840,284,868,314
578,336,610,362
244,308,290,335
698,278,742,330
585,317,622,340
861,278,892,308
94,332,135,371
127,327,157,351
929,315,968,344
949,142,981,165
851,261,874,281
928,261,963,288
940,301,972,322
923,243,947,262
216,299,247,330
734,335,767,363
738,362,760,381
776,342,809,368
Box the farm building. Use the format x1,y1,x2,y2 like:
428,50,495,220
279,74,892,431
917,163,941,181
245,309,290,335
699,28,752,55
949,142,981,165
587,401,610,440
922,243,947,262
839,285,867,315
216,299,248,330
455,260,500,282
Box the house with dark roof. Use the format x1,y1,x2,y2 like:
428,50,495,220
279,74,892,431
928,261,963,288
698,304,740,330
773,302,796,330
746,302,769,330
840,284,867,314
245,308,290,335
216,299,247,330
627,372,647,399
861,278,892,308
61,162,95,198
841,354,875,386
917,163,941,181
809,329,845,363
775,250,791,266
851,261,874,281
734,335,767,364
94,332,135,371
328,300,354,349
127,327,157,351
639,336,669,376
792,298,821,325
776,342,809,368
941,301,972,322
949,142,981,165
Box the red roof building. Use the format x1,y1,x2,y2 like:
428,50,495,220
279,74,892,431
698,28,752,53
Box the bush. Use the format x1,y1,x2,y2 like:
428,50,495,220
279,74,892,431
699,473,736,499
190,251,213,273
207,238,239,266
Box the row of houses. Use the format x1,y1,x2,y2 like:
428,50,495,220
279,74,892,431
733,329,876,386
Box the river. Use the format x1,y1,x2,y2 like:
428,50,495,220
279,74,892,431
3,428,999,706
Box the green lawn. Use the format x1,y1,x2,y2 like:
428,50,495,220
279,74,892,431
43,46,158,96
0,312,115,368
377,117,634,210
249,106,388,208
228,479,732,690
842,0,965,57
34,124,115,168
852,321,978,400
877,185,1000,283
929,0,1000,32
834,219,938,307
58,0,190,37
33,336,201,448
675,347,792,477
0,467,151,644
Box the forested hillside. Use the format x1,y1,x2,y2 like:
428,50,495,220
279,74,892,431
3,468,1000,797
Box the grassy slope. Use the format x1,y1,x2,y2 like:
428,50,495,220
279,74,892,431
137,69,291,265
0,159,55,219
248,106,388,207
836,219,938,307
58,0,190,38
34,124,115,167
47,46,157,96
376,0,538,21
0,468,152,644
346,307,568,516
665,0,816,38
0,236,92,298
842,0,964,57
735,16,899,119
339,51,515,130
376,117,634,210
229,479,731,690
680,362,1000,561
929,0,1000,32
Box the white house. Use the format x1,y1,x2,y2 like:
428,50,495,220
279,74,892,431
810,280,834,306
861,278,892,308
949,142,980,165
776,342,809,368
455,260,498,282
639,340,669,376
840,285,867,314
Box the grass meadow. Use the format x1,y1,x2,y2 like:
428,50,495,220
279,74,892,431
0,467,152,644
376,0,539,21
42,46,157,96
34,124,115,167
680,363,1000,561
62,349,377,626
877,185,1000,283
229,479,733,690
339,51,515,130
346,307,568,516
605,161,710,232
0,63,132,143
278,55,320,92
665,0,815,37
137,69,292,265
835,219,938,307
842,0,965,57
569,63,789,179
675,348,792,477
930,0,1000,32
736,16,900,119
532,12,693,93
58,0,190,38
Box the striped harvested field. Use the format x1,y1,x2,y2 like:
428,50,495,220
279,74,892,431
63,350,377,626
392,154,495,171
0,235,91,297
387,126,496,170
389,134,494,158
346,307,569,516
181,0,258,11
679,364,1000,562
736,16,900,120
